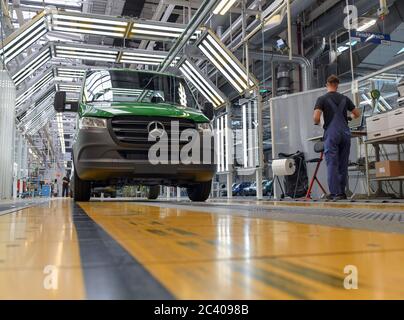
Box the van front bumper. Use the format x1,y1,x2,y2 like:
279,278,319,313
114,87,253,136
73,127,216,185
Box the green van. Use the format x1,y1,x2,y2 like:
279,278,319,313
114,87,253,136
55,69,216,202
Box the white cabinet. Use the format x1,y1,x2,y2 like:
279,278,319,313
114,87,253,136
388,109,404,131
366,114,389,133
366,108,404,140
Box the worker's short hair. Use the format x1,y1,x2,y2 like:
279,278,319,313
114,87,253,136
327,74,340,85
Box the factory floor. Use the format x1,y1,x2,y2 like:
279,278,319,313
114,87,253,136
1,198,404,299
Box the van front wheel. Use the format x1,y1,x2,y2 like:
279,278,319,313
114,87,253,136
187,181,212,202
74,171,91,202
147,185,160,200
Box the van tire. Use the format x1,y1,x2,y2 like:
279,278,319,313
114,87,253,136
187,181,212,202
74,170,91,202
147,185,160,200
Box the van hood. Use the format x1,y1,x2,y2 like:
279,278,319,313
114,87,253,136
80,102,209,123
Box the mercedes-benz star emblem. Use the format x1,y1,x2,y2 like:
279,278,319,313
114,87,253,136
147,121,165,139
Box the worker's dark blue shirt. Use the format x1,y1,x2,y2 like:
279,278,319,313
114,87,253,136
314,92,355,130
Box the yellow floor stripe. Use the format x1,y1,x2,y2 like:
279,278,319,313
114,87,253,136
80,201,404,299
0,200,86,299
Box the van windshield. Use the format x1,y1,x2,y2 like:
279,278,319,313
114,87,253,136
83,70,197,109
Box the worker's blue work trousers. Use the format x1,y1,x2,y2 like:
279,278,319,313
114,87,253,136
324,97,351,196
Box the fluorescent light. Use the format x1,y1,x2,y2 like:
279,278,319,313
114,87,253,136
181,64,220,105
58,68,86,73
357,19,377,31
56,46,118,62
119,51,168,65
53,26,124,37
346,40,358,46
16,71,54,108
56,50,117,59
197,31,255,93
220,0,238,15
58,84,81,89
0,18,45,53
206,34,252,86
337,46,349,53
180,63,222,107
57,69,86,78
56,46,118,54
120,56,164,62
2,23,47,63
131,29,182,38
120,60,160,65
132,23,184,33
397,47,404,55
184,61,224,104
199,41,243,93
213,0,230,15
55,54,116,62
53,14,128,26
121,52,167,58
12,49,51,85
53,20,126,32
180,66,219,107
131,22,192,40
21,97,53,123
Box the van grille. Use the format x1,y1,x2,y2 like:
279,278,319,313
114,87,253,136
110,116,196,145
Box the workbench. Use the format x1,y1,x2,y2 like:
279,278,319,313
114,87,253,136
365,131,404,198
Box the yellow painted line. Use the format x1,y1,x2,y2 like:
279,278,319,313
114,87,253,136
80,201,404,299
0,199,86,299
208,199,404,212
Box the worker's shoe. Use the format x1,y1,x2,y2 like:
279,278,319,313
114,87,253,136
334,194,348,201
324,194,336,201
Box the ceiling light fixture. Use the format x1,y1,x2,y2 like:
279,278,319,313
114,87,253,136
56,68,86,79
16,71,54,109
130,22,199,41
54,45,118,62
52,13,127,38
357,19,377,31
119,51,170,65
179,59,225,108
0,16,48,64
58,84,82,93
396,47,404,55
213,0,238,15
12,48,52,86
196,30,256,94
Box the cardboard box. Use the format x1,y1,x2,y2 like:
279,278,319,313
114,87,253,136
375,160,404,178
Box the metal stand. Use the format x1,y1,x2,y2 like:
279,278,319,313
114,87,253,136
305,151,327,199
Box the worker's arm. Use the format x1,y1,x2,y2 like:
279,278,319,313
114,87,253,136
313,109,322,125
350,107,361,119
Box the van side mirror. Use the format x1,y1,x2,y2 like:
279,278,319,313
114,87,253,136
54,91,66,112
203,102,214,121
54,91,79,112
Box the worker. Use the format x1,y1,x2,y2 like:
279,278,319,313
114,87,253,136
313,75,361,201
52,179,59,197
62,174,70,197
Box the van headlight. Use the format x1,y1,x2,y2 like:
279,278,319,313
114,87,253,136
79,117,107,129
197,123,212,131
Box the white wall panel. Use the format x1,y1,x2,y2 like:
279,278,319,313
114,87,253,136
0,70,16,199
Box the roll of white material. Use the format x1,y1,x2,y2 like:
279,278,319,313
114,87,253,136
272,159,296,176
